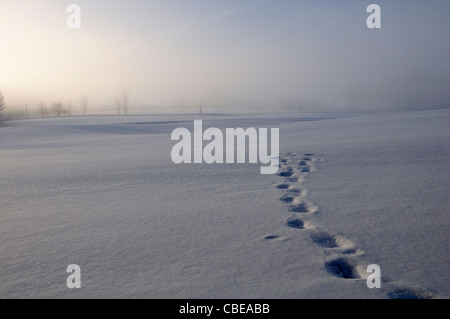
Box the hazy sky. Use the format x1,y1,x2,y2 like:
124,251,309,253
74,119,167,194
1,0,449,112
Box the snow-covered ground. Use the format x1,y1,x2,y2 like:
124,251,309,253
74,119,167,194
0,109,449,298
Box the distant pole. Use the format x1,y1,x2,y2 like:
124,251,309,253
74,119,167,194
199,100,203,115
25,104,28,119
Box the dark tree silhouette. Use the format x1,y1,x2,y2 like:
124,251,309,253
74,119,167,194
51,102,67,117
120,88,129,115
81,96,88,116
37,103,49,118
115,89,129,115
115,98,121,115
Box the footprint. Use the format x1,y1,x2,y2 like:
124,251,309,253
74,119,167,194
310,231,340,248
310,230,356,251
276,152,436,297
280,195,295,203
341,248,364,255
286,218,305,229
299,161,308,166
287,176,298,183
278,167,293,177
264,235,290,242
387,286,434,299
287,187,302,195
289,202,310,213
324,258,361,279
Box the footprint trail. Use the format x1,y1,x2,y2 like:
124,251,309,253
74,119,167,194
268,152,435,299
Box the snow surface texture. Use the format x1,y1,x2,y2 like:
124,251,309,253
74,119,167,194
0,110,449,298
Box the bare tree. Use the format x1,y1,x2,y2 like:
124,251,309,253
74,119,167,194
37,103,49,118
81,95,88,116
51,102,67,117
120,88,129,115
0,92,5,121
115,98,121,115
67,101,72,116
5,109,26,120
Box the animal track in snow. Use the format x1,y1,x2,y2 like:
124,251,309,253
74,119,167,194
286,218,305,229
324,258,361,279
310,230,357,252
289,202,310,213
310,231,341,248
286,187,302,195
264,235,290,242
387,286,434,299
272,152,436,298
299,161,308,166
275,153,319,221
274,153,367,286
280,195,295,203
278,167,293,177
286,176,299,182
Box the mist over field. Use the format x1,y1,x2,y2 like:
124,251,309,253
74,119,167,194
1,0,449,113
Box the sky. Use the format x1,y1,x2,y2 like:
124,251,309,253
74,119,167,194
1,0,449,113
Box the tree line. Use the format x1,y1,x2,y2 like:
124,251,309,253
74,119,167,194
0,89,130,121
